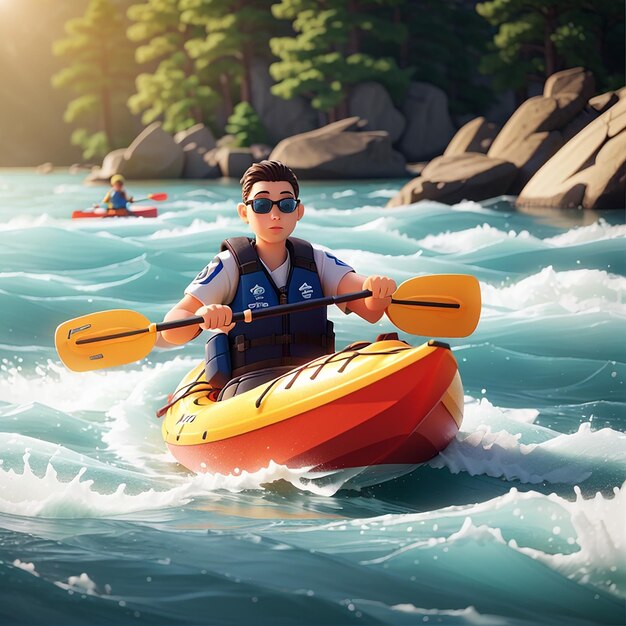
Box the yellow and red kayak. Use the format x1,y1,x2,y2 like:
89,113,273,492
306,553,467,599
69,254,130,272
71,206,158,219
162,337,463,488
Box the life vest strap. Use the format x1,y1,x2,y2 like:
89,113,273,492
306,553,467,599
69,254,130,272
233,332,331,353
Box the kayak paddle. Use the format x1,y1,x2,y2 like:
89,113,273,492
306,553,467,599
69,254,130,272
55,274,481,372
131,192,168,203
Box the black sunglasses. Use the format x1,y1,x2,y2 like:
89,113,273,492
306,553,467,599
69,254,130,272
245,197,300,214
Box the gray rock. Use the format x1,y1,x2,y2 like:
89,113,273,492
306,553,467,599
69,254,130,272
444,117,500,156
488,67,595,192
252,60,318,144
398,82,456,161
174,123,216,151
270,117,407,179
122,122,184,179
215,147,255,179
386,153,517,207
181,143,220,179
86,148,126,182
517,92,626,210
348,82,405,143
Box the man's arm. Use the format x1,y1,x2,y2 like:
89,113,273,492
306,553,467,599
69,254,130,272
336,272,396,323
158,294,234,346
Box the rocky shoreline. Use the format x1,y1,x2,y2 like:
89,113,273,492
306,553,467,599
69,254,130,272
88,67,625,211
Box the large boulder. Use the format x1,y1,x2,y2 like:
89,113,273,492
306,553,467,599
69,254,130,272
269,117,407,179
348,82,406,143
174,123,216,150
488,67,595,191
93,148,126,181
387,153,517,207
517,91,626,210
251,60,319,144
175,124,219,178
397,82,456,161
444,117,500,156
214,147,255,179
385,68,607,208
121,122,184,179
180,143,221,179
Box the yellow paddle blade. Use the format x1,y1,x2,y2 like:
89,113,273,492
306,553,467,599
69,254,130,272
55,309,156,372
387,274,481,337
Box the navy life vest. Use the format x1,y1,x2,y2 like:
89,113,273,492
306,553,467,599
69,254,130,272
222,236,335,377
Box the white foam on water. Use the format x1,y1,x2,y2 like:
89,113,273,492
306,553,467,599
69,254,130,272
0,450,349,519
514,485,626,598
417,219,625,255
145,215,240,239
419,223,535,253
481,267,626,315
431,414,626,485
389,602,511,625
344,483,626,599
0,360,155,414
54,572,98,595
12,559,39,577
545,219,626,246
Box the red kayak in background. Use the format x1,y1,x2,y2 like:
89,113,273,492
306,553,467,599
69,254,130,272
71,206,158,219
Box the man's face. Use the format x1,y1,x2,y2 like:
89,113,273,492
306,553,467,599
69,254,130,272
237,180,304,245
113,181,124,191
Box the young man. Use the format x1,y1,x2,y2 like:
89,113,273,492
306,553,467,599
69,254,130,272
101,174,133,216
160,160,395,388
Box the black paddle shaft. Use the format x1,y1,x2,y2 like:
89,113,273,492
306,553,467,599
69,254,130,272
76,290,459,345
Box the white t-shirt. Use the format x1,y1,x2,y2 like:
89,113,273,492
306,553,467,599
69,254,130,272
185,244,355,307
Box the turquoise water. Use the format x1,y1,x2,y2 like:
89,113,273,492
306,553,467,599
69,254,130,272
0,171,624,626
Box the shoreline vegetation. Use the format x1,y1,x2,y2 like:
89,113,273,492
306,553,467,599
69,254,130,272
2,0,624,209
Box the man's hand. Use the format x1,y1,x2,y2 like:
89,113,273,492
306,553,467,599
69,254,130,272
363,275,396,311
195,304,235,332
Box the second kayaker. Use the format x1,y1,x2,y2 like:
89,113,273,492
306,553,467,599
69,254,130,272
101,175,134,216
159,160,396,393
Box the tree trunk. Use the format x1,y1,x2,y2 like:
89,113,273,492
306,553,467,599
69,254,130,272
347,0,360,55
395,6,409,68
100,47,114,146
240,46,252,104
544,7,558,77
220,73,234,118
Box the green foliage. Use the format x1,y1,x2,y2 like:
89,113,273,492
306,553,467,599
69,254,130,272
180,0,278,106
225,102,268,147
270,0,412,117
52,0,135,159
127,0,220,133
70,129,109,161
477,0,625,93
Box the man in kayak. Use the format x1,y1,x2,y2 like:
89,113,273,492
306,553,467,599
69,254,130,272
100,174,134,216
159,160,396,394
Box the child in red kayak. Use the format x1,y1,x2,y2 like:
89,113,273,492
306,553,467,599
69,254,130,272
159,160,396,392
101,174,134,216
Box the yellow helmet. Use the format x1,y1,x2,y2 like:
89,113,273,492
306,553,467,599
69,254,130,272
110,174,125,184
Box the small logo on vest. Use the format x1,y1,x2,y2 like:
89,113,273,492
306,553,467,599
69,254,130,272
250,284,265,300
299,282,314,299
247,301,269,309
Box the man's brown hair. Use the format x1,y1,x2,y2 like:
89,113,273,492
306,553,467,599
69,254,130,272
240,160,299,202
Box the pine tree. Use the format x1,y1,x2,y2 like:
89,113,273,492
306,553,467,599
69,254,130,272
477,0,625,95
127,0,220,133
225,102,268,147
180,0,277,113
392,1,493,117
270,0,412,122
52,0,135,160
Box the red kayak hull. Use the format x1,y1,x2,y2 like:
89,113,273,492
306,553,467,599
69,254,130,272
165,345,461,483
71,206,158,219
